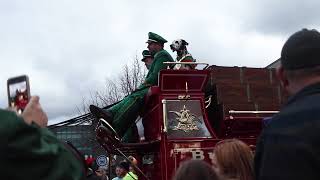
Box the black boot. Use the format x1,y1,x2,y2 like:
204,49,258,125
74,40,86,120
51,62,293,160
89,105,113,124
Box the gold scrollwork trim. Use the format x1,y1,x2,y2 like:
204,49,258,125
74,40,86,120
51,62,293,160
178,95,191,100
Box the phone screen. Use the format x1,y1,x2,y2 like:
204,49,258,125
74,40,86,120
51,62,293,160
7,76,30,114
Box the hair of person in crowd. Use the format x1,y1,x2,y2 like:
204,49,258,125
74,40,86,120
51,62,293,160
172,160,219,180
114,161,130,178
212,139,254,180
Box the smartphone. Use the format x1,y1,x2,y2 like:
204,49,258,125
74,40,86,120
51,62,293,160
7,75,30,114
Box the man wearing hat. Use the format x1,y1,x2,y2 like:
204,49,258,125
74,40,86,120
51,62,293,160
255,28,320,180
120,50,154,142
90,32,173,142
141,50,154,70
143,32,174,89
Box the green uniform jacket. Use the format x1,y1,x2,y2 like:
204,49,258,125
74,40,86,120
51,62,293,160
0,109,85,180
139,49,174,89
110,49,173,139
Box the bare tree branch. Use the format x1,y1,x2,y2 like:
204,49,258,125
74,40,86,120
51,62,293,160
78,55,147,115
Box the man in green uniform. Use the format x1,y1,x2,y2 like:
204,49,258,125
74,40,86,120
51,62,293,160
121,49,155,142
90,32,174,142
0,96,85,179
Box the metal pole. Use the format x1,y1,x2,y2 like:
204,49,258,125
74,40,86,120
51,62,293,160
229,110,279,114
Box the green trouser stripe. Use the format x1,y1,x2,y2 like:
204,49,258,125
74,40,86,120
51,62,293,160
109,99,126,116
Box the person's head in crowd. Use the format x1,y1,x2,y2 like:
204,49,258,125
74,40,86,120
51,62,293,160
212,139,254,180
277,28,320,95
146,32,167,55
116,161,129,178
173,160,219,180
95,166,108,179
115,166,122,178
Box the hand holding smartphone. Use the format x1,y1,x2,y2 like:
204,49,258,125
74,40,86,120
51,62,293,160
22,96,48,127
7,75,30,114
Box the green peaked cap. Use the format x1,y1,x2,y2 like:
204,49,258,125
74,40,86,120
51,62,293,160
146,32,168,44
141,50,152,61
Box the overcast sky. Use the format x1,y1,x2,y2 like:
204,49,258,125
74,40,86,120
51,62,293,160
0,0,319,124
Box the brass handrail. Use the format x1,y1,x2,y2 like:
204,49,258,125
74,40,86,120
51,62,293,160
229,110,279,114
163,62,209,69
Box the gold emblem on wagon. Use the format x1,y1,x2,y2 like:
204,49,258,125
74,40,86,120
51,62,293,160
169,105,200,132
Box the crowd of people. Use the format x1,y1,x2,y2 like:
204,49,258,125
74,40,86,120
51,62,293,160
1,28,320,180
